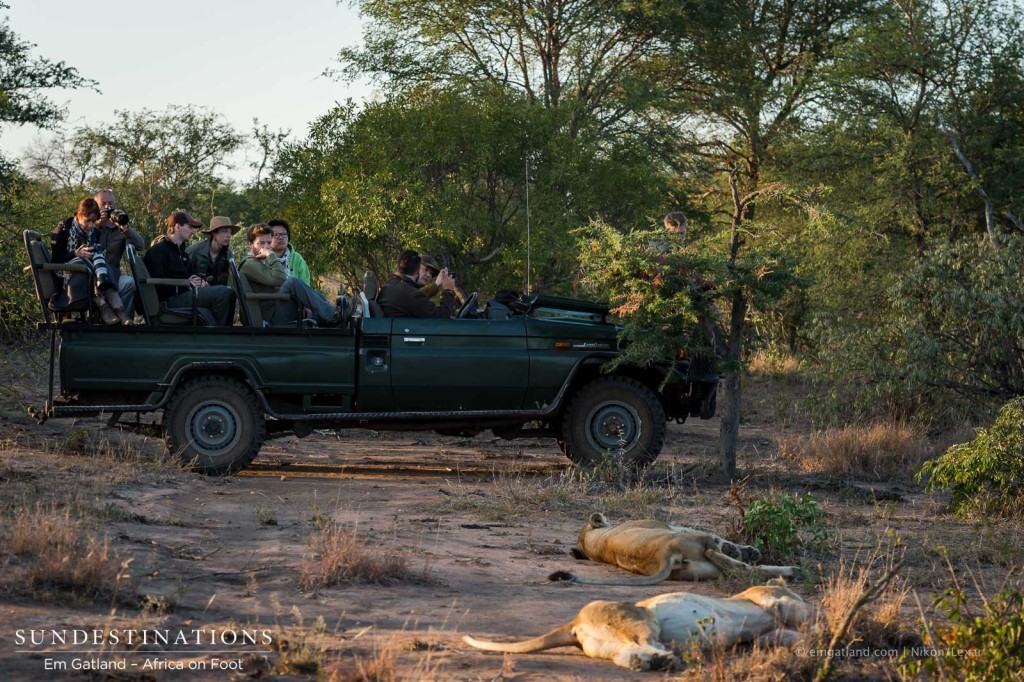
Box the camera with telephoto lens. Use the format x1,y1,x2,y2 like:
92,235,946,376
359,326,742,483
110,209,130,226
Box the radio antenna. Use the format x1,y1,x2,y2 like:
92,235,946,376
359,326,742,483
525,156,531,293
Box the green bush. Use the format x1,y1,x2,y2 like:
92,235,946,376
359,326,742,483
739,491,830,562
917,397,1024,518
900,585,1024,681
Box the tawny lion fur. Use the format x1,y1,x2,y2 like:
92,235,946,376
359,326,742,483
548,513,798,585
463,582,812,671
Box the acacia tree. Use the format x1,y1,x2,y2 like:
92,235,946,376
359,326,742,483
271,86,671,290
24,106,244,237
335,0,661,137
642,0,872,476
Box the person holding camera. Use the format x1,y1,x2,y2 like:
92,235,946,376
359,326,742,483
93,189,144,319
50,197,127,324
377,249,458,318
417,254,467,306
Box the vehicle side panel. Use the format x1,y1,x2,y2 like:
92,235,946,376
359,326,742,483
387,318,529,410
59,327,356,399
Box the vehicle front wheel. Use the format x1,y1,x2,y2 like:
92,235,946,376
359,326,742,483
164,377,265,475
561,376,666,467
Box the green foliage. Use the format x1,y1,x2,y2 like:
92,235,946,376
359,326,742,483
271,86,673,293
575,217,802,370
815,236,1024,423
917,397,1024,518
0,13,96,129
901,583,1024,681
739,492,830,562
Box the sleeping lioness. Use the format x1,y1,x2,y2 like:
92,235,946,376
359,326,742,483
463,582,812,671
549,513,798,585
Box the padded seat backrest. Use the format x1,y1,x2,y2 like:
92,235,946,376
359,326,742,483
363,270,379,300
23,230,55,321
234,266,265,328
127,245,160,324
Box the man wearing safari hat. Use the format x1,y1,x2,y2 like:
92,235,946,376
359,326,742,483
418,254,467,305
187,215,241,287
143,211,236,326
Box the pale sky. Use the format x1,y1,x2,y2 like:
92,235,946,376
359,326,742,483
1,0,371,182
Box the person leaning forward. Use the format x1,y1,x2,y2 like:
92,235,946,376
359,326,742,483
143,211,236,326
377,249,458,318
238,223,340,326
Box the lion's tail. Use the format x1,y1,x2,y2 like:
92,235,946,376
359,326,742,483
462,624,577,653
547,560,675,586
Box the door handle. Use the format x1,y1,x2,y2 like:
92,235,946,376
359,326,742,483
403,337,426,344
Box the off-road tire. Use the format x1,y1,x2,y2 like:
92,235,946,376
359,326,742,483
561,376,666,467
164,377,265,475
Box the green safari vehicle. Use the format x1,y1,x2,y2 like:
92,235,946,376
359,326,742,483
25,230,717,475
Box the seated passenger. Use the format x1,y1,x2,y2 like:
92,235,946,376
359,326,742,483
378,249,458,318
418,254,467,306
187,215,239,286
238,223,340,326
94,188,144,320
143,211,236,326
267,218,312,285
51,197,126,324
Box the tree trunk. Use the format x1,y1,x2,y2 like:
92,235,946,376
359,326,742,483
719,288,747,478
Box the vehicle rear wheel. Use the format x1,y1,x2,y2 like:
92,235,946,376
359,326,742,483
562,376,666,467
164,377,265,475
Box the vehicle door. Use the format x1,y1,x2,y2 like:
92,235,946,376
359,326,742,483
388,317,528,411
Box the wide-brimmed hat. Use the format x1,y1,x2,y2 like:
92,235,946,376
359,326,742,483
203,216,242,236
420,254,442,274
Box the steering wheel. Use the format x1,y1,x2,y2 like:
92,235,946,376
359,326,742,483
457,291,479,319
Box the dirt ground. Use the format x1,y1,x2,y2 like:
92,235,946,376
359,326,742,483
0,354,1019,681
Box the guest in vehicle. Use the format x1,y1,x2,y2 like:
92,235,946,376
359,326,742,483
143,211,236,326
377,249,458,318
238,223,340,325
51,197,127,324
267,219,311,285
417,254,467,306
93,188,144,318
187,215,240,287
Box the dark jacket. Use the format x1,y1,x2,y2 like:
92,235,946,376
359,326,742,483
187,240,232,287
377,274,456,318
143,238,193,301
51,217,101,264
95,221,144,282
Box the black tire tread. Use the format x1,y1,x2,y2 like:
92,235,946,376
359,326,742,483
164,376,265,476
561,375,666,466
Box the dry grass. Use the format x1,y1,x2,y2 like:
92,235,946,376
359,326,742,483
778,422,933,481
435,462,677,523
747,351,804,379
299,522,419,590
4,504,132,600
817,553,911,651
325,636,446,682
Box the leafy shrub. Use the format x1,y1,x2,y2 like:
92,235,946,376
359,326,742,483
901,585,1024,681
917,397,1024,518
813,235,1024,423
739,492,830,562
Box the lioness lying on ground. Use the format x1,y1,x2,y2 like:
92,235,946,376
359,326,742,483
549,513,798,585
463,582,812,671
